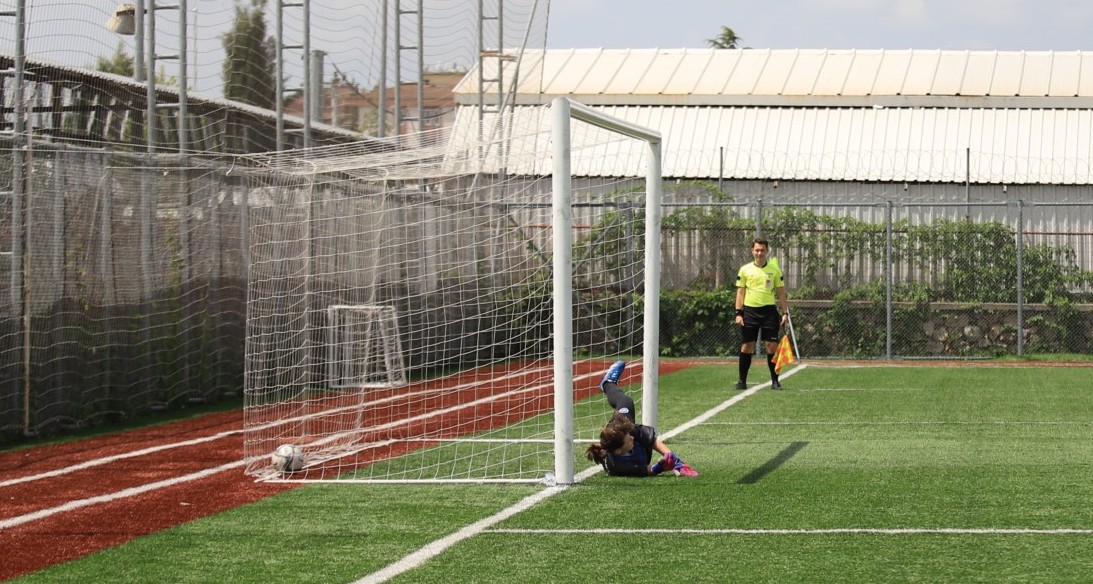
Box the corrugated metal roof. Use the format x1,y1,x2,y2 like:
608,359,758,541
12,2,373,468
451,49,1093,184
450,105,1093,184
456,48,1093,106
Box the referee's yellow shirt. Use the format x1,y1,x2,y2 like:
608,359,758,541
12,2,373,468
735,262,783,307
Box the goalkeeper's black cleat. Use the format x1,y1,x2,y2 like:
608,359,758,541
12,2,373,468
600,360,626,391
734,380,748,390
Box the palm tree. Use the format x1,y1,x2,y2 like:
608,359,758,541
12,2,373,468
707,26,742,49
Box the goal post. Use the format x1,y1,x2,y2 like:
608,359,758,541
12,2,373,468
551,97,663,484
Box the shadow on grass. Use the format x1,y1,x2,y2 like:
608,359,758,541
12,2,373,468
737,441,808,484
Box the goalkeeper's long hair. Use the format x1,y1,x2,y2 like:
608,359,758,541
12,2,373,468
585,412,634,464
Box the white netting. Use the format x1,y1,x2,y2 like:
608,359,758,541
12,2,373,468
242,107,659,482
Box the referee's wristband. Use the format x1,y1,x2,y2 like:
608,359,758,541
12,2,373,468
734,308,744,317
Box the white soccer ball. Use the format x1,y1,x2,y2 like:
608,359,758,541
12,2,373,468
271,444,305,473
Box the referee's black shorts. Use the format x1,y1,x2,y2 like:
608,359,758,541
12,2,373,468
741,305,780,344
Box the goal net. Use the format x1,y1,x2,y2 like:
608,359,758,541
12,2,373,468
242,99,662,484
325,304,407,389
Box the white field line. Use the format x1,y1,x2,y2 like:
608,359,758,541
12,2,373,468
707,420,1090,426
486,527,1093,535
350,365,807,584
0,459,248,530
796,387,930,392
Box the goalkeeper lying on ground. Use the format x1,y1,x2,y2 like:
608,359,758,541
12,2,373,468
585,360,699,478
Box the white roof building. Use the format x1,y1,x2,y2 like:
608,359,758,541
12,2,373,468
452,49,1093,186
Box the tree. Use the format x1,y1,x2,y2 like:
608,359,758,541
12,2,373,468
707,26,742,49
96,42,135,77
221,0,275,109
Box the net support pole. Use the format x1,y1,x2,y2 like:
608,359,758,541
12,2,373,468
551,97,575,485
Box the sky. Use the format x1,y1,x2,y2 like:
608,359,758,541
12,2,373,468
545,0,1093,52
4,0,1092,99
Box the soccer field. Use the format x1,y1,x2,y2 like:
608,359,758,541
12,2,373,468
14,363,1093,583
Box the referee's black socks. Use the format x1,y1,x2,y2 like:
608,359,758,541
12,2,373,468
766,353,778,382
738,351,752,382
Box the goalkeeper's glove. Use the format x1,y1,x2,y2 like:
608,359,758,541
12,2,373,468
650,452,678,475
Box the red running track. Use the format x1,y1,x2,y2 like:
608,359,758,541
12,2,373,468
0,360,682,580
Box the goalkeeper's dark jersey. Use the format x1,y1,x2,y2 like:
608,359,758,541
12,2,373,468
603,425,658,477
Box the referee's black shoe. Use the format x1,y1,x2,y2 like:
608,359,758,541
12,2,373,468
771,380,783,390
733,380,747,390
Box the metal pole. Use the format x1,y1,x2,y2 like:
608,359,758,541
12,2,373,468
416,0,424,137
718,145,724,194
7,0,30,436
302,0,311,148
309,50,325,123
9,0,26,311
275,0,284,150
178,0,188,153
476,0,483,144
191,6,197,89
965,147,971,221
142,3,156,299
378,0,387,139
145,1,156,151
1016,200,1025,356
755,198,763,238
393,0,402,140
134,0,146,82
885,201,893,359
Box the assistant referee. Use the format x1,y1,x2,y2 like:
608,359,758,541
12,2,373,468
733,237,789,390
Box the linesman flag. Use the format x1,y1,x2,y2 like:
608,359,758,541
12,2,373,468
774,334,796,374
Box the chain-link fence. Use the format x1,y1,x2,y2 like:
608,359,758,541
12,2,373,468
655,198,1093,360
0,142,247,439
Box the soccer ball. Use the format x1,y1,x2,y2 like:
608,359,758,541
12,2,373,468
271,444,305,473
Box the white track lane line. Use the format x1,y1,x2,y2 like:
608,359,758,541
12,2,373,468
0,430,242,489
0,460,247,530
350,366,807,584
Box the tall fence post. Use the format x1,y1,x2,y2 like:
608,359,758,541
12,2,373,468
1016,199,1025,356
755,197,763,238
885,201,894,359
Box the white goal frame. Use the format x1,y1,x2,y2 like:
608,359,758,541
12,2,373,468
551,97,663,484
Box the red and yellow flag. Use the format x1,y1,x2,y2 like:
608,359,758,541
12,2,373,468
774,334,796,373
